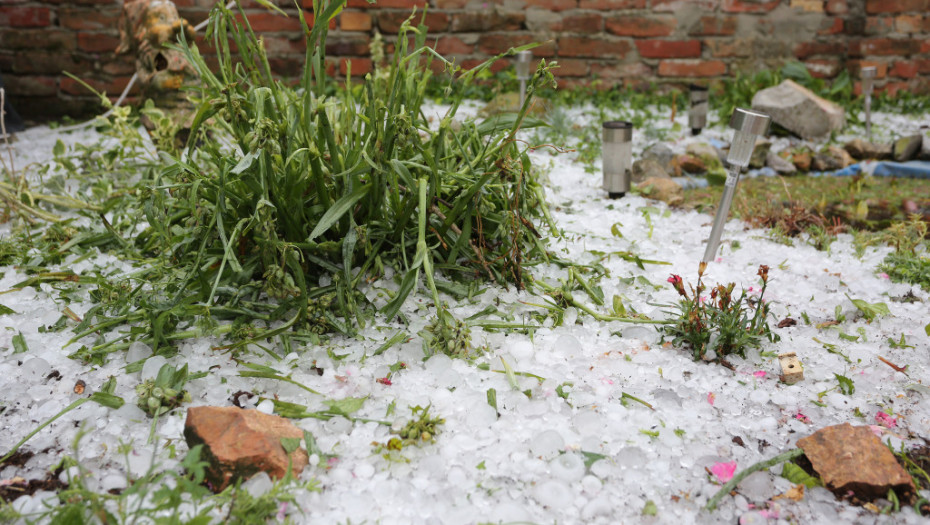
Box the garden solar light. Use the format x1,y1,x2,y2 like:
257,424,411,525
702,108,771,263
688,84,709,136
602,121,633,199
515,50,533,108
861,66,876,142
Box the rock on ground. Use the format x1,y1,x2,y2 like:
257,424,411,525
751,80,845,140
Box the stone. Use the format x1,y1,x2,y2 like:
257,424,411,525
797,423,915,504
632,158,669,183
637,177,682,206
749,140,772,169
792,151,812,172
920,131,930,161
844,138,891,161
766,151,796,174
676,154,707,174
685,142,722,164
642,142,677,175
751,79,845,140
811,146,853,172
778,352,803,384
184,406,309,492
893,134,923,162
478,92,549,118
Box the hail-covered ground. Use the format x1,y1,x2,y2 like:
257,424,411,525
1,103,929,524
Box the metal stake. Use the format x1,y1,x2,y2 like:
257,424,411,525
515,51,532,108
602,121,633,198
688,84,709,136
702,108,771,263
861,66,876,143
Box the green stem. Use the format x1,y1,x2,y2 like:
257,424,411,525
704,448,804,511
1,398,87,464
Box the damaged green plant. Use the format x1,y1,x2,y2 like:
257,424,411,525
374,404,444,458
662,262,780,362
879,214,930,292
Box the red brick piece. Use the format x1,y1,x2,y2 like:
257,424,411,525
652,0,715,11
77,32,121,53
890,60,919,78
866,0,930,13
850,37,922,56
894,14,924,33
722,0,780,13
636,39,701,59
578,0,645,8
558,36,631,58
605,15,675,37
340,11,371,31
689,15,737,36
478,33,533,55
0,7,52,27
794,41,845,59
433,35,475,55
58,8,119,31
657,59,726,77
523,0,579,10
236,12,305,32
825,0,848,13
340,57,373,76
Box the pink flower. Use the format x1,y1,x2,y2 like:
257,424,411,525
875,411,897,428
276,502,289,521
707,392,716,405
794,412,811,424
711,461,737,483
753,371,766,379
879,272,890,279
759,509,780,519
869,425,885,437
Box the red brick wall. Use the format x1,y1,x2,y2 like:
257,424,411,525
1,0,929,119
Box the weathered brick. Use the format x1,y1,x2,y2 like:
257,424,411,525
0,6,52,27
849,37,922,56
340,57,373,76
889,60,919,78
478,33,533,55
460,58,510,73
263,35,307,54
11,52,82,75
433,35,475,55
378,11,448,33
866,0,930,13
558,36,631,58
60,75,138,97
865,16,894,35
848,59,888,78
435,0,469,7
825,0,848,14
706,38,752,57
652,0,715,11
605,15,675,37
894,14,924,33
4,75,56,97
522,0,578,11
345,0,427,8
790,0,823,11
804,58,841,78
267,56,306,76
916,58,930,74
794,41,844,59
722,0,780,13
657,59,725,77
59,8,119,31
450,10,523,32
340,11,372,31
577,0,644,9
589,60,651,79
551,57,590,76
559,14,603,33
818,17,844,35
235,12,305,32
326,36,370,56
636,39,700,59
689,16,737,36
77,32,121,53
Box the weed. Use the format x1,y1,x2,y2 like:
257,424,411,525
662,263,779,362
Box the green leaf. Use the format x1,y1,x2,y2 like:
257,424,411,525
323,396,366,416
610,223,623,238
642,500,658,517
846,294,890,322
781,462,822,488
834,373,855,395
925,323,930,337
231,151,258,174
280,437,301,454
53,139,66,157
486,388,498,412
12,332,27,354
307,185,371,242
88,392,125,409
0,304,15,316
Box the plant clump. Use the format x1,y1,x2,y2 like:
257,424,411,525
879,214,930,291
662,262,779,362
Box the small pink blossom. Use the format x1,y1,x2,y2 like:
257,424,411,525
794,412,811,424
715,257,722,263
710,461,737,483
707,392,716,405
753,371,766,379
276,502,289,521
759,509,780,519
869,425,885,437
879,272,890,279
875,411,897,428
601,377,614,385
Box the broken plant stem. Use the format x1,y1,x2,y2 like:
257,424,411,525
533,279,670,325
704,448,804,511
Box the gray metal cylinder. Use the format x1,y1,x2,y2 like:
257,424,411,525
688,84,709,135
728,107,771,136
602,121,633,198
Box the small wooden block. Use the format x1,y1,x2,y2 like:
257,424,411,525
778,352,803,384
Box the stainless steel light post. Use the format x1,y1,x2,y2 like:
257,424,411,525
861,66,876,142
515,51,533,108
702,108,771,263
602,121,633,199
688,84,709,136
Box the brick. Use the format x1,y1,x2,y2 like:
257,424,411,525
866,0,930,13
825,0,848,14
722,0,780,13
522,0,578,11
557,36,631,58
865,16,894,35
551,57,589,76
605,15,675,37
818,17,844,35
877,81,911,96
657,59,726,77
793,41,844,59
340,11,372,31
449,11,524,32
916,58,930,74
790,0,824,11
889,60,919,78
60,75,138,97
894,14,924,33
433,35,475,55
77,32,121,53
235,12,305,32
59,8,119,31
263,35,307,54
804,58,841,78
578,0,644,9
652,0,715,11
850,37,922,56
0,7,52,27
3,75,56,97
589,60,651,79
346,0,426,7
706,38,752,57
636,39,701,58
460,58,510,73
340,57,373,76
326,36,370,56
848,59,888,78
689,16,737,36
478,33,533,55
435,0,469,7
267,56,306,76
559,13,603,33
11,52,82,75
378,11,448,33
